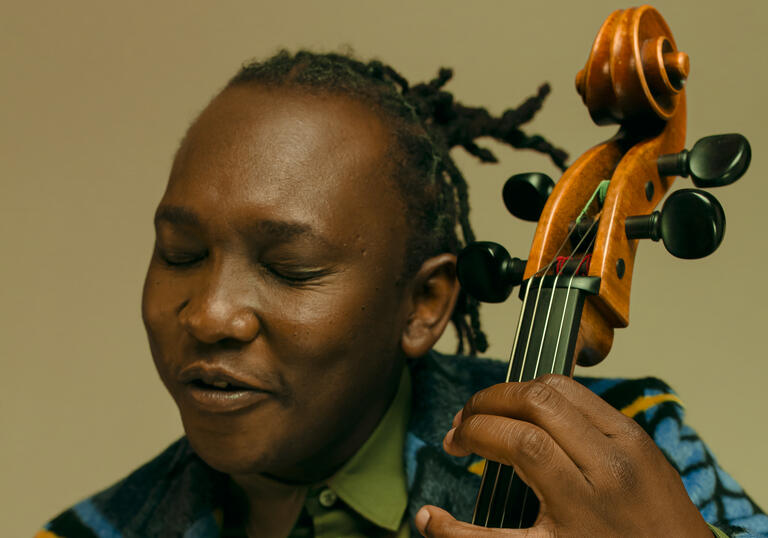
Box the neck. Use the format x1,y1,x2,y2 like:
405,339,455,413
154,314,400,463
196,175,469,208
227,472,309,538
269,359,405,484
473,275,598,528
227,359,406,534
506,275,597,382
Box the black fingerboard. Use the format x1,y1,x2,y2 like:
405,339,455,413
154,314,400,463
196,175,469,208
471,277,598,528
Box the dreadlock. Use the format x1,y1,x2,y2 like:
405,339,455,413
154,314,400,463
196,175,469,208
227,50,568,355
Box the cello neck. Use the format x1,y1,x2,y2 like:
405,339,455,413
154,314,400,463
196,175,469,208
472,275,598,528
505,276,598,383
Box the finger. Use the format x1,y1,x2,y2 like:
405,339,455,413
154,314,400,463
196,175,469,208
415,505,547,537
452,408,462,428
449,413,586,508
458,379,608,469
536,374,642,438
443,427,471,457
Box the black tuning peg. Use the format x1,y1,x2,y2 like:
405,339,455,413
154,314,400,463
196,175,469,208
503,173,555,221
625,189,725,259
657,134,751,188
457,241,525,303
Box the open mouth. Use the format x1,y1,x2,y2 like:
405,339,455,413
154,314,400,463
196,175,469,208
190,379,250,391
184,377,271,412
177,363,275,412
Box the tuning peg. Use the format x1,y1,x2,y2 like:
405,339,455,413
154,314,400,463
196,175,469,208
503,173,555,221
657,134,751,188
457,241,525,303
625,189,725,259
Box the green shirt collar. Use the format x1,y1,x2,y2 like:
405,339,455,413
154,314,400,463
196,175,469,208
325,367,411,532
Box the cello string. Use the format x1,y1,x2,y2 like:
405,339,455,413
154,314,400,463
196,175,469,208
475,227,581,526
480,209,600,527
505,223,599,527
531,212,600,382
547,211,601,370
498,256,572,528
502,229,579,383
499,216,601,528
550,241,595,368
472,277,539,523
511,234,598,528
510,203,602,387
473,219,582,525
481,278,545,526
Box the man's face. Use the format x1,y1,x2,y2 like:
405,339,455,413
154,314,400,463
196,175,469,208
142,85,413,482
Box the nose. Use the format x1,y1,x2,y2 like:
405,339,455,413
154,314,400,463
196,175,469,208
178,263,260,344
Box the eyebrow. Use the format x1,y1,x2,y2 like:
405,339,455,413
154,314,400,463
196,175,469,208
154,205,335,249
154,205,200,227
245,220,337,251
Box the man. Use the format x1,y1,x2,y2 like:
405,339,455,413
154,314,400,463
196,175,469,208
39,51,768,537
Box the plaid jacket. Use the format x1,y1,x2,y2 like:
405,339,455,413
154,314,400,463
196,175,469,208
40,352,768,537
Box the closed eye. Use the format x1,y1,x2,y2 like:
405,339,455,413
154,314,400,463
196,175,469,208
262,263,334,285
156,247,207,267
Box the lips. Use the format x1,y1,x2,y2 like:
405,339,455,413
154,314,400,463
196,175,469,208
178,363,275,413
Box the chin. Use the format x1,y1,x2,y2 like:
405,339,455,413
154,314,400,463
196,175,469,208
183,420,283,477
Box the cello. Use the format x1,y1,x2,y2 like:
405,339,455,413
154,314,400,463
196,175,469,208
454,5,751,530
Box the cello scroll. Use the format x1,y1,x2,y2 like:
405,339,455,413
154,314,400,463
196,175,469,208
455,5,751,529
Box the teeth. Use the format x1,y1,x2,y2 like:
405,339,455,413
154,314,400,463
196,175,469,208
211,380,230,389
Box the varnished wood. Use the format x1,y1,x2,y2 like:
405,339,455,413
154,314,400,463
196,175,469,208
526,5,687,366
474,6,691,527
589,95,685,332
573,299,615,368
524,138,626,280
576,6,686,125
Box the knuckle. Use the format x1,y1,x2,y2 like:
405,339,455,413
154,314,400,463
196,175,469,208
499,381,521,401
520,380,562,417
616,415,649,444
514,425,553,465
538,373,571,390
464,383,502,416
604,448,639,492
463,391,484,418
457,413,490,443
523,526,557,538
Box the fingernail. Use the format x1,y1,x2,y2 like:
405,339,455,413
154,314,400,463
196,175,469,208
452,409,463,427
414,507,431,532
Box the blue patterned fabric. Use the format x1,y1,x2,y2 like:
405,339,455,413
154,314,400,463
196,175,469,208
404,353,768,537
41,351,768,537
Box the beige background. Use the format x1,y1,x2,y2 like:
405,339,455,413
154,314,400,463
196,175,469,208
2,1,765,535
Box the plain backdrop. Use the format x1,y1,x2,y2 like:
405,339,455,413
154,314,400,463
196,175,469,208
2,1,765,535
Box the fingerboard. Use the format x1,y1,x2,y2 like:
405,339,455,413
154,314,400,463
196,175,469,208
471,276,599,528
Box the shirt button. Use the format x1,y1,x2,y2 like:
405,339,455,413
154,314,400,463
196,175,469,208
318,488,337,508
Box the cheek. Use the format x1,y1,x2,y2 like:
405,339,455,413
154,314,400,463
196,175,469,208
141,263,185,381
261,277,407,415
252,280,405,457
268,279,402,359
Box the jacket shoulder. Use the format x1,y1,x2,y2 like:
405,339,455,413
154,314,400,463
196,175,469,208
577,375,768,536
408,351,507,447
40,438,224,537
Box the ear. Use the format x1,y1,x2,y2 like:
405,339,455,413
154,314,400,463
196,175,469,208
400,253,460,358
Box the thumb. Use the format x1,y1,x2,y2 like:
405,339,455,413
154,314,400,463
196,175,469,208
415,505,539,537
414,506,465,537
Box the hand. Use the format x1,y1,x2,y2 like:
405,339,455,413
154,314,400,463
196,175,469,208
414,374,712,537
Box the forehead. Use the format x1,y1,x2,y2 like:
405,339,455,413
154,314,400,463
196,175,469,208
164,85,407,242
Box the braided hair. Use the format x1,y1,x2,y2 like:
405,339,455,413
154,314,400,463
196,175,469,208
227,50,568,355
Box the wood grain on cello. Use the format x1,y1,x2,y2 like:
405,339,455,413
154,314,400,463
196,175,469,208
456,5,750,529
